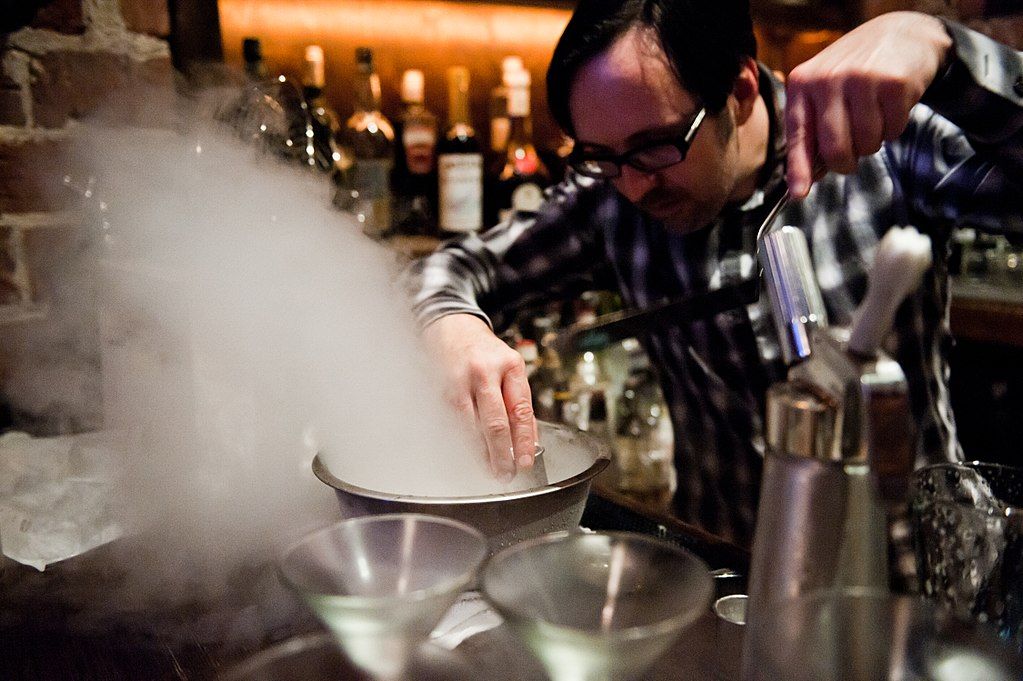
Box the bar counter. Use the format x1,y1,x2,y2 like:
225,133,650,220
0,487,748,681
950,278,1023,348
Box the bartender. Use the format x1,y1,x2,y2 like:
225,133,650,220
406,0,1023,545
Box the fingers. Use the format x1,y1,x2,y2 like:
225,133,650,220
468,349,536,481
877,77,915,142
424,314,536,482
846,77,884,157
787,73,898,195
782,11,946,196
814,85,856,176
502,366,538,469
473,377,516,481
785,86,816,199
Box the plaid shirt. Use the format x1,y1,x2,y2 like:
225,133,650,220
407,20,1023,545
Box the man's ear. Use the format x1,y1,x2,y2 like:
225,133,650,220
732,57,760,124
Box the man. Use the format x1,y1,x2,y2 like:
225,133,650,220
408,0,1023,545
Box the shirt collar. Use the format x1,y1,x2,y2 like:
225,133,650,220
737,64,789,214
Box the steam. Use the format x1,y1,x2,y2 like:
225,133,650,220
3,107,504,638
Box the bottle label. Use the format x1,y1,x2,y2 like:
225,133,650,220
402,122,436,175
353,158,392,198
438,153,483,232
507,87,530,117
498,181,544,224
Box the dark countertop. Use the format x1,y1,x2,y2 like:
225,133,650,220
0,490,749,681
950,278,1023,347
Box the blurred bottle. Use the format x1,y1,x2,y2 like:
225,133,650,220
221,37,301,159
300,45,343,175
488,56,524,161
243,36,269,81
335,47,394,239
392,69,438,236
437,66,484,236
487,67,550,226
540,132,575,184
515,339,539,379
530,337,572,424
611,352,676,510
568,350,610,437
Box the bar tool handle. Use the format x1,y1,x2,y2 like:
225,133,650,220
847,226,932,357
759,225,828,366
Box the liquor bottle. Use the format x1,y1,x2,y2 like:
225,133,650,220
336,47,395,238
488,55,524,160
392,69,438,236
242,37,269,82
529,339,572,424
567,350,610,436
437,66,484,235
487,67,550,226
300,45,343,175
222,37,295,156
611,353,676,510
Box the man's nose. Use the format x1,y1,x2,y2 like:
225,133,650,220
613,164,657,203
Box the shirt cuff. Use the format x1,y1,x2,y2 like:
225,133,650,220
922,18,1023,145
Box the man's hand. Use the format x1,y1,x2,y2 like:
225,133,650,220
785,11,953,197
423,314,538,481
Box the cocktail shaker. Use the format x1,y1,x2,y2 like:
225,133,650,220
742,226,930,681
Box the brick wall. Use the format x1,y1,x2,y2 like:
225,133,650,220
0,0,175,432
0,0,173,310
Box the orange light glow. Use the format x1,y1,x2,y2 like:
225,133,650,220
219,0,570,52
217,0,573,151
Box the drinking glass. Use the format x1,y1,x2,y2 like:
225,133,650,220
278,513,487,680
219,632,475,681
479,530,712,681
911,461,1023,653
743,587,1021,681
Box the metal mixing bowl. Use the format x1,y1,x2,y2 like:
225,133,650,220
312,422,611,552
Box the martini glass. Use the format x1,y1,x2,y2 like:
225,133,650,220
219,632,477,681
480,530,713,681
278,513,487,680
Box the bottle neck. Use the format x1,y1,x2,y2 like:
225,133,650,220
448,88,470,129
304,84,324,102
507,113,533,149
245,60,269,81
354,69,382,113
506,85,533,148
403,100,425,117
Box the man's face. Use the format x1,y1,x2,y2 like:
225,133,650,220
569,26,742,234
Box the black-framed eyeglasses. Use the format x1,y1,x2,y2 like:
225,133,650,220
569,107,707,180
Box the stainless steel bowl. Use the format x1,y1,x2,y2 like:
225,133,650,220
312,422,611,552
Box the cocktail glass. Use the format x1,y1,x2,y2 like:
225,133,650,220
219,632,476,681
479,530,712,681
278,513,487,680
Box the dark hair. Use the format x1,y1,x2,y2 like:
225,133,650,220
546,0,757,138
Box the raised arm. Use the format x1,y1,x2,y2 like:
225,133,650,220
784,11,1023,196
406,175,616,479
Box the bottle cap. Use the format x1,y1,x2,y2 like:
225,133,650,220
501,55,524,77
303,45,325,88
401,69,425,104
242,37,262,64
504,66,530,89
